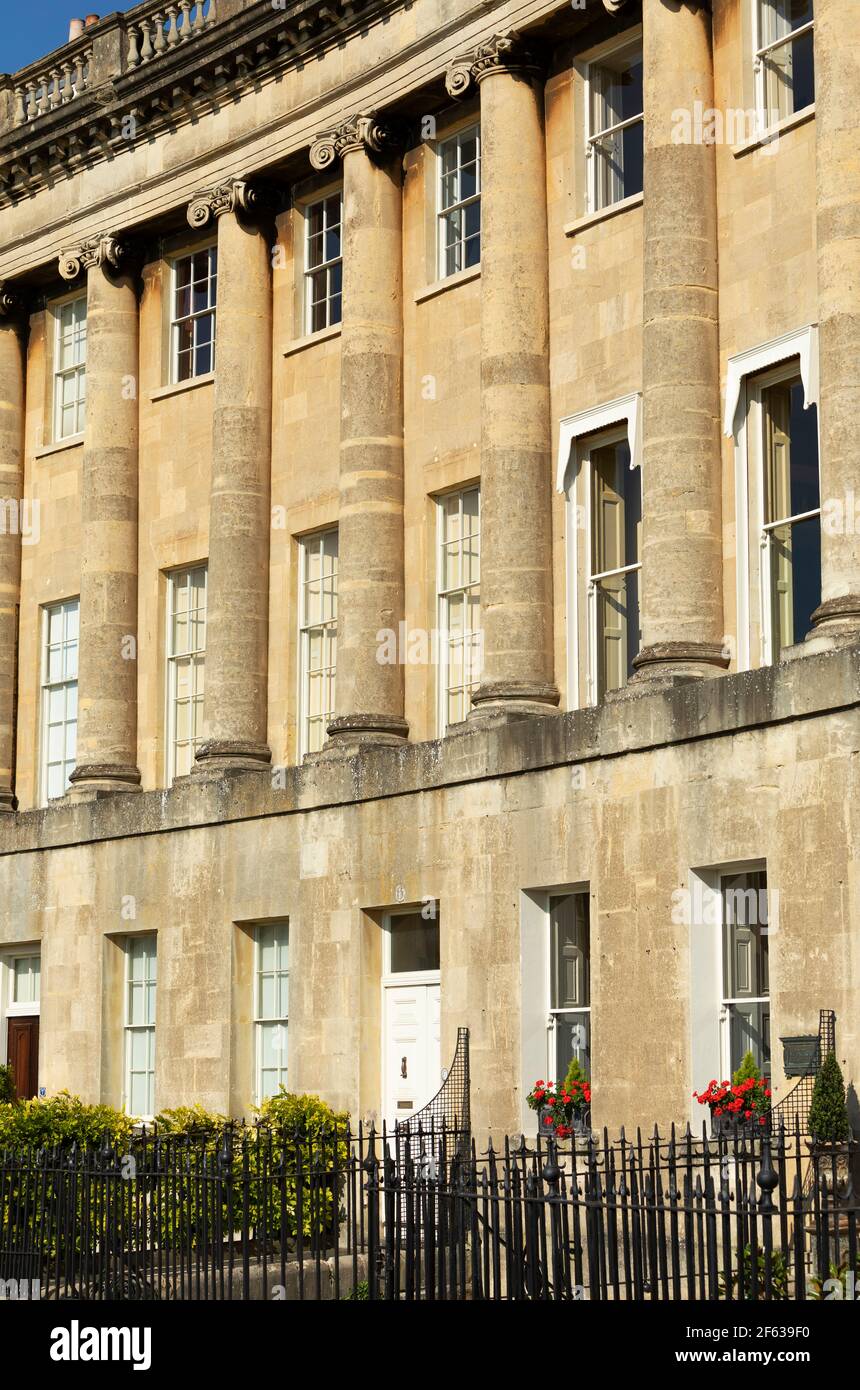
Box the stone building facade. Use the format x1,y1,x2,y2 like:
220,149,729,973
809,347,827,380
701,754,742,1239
0,0,857,1138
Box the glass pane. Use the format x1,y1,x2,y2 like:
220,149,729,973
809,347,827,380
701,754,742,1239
621,118,644,200
728,1002,771,1079
554,1012,591,1083
551,893,590,1009
13,956,39,1004
389,911,440,973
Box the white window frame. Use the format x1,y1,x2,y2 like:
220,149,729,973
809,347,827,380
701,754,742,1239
303,191,343,335
719,869,771,1082
297,529,338,758
437,124,481,280
724,327,819,670
0,949,41,1094
546,891,591,1085
169,241,217,384
52,293,87,442
123,935,156,1120
753,0,815,131
584,34,644,216
436,486,481,735
382,906,441,988
254,921,289,1104
165,565,207,783
558,395,642,709
687,863,772,1122
39,598,79,806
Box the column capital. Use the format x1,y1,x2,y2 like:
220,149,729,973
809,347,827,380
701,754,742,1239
445,29,542,99
58,233,132,282
186,177,275,230
309,111,403,170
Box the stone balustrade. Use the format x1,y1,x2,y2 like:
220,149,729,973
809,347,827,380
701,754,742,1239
126,1,219,70
10,1,219,127
13,45,93,126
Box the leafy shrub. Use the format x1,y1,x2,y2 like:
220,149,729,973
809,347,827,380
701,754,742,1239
0,1092,133,1149
809,1254,860,1300
342,1279,370,1300
0,1064,16,1105
808,1052,851,1145
153,1103,229,1136
720,1245,790,1301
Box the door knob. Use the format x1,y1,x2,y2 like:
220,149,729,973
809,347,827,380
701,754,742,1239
401,1056,407,1078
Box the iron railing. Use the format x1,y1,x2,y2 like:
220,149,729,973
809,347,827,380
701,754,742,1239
0,1118,856,1301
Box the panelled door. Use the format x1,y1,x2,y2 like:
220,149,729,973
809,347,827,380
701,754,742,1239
7,1016,39,1100
384,982,441,1129
382,908,441,1131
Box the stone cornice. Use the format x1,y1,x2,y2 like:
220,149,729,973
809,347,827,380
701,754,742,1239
186,177,275,229
0,0,394,207
309,111,403,169
445,29,543,98
58,232,131,281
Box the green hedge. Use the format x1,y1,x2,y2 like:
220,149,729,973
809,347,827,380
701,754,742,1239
1,1089,349,1261
0,1091,134,1149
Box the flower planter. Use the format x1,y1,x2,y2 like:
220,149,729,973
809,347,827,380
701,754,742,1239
538,1106,590,1140
711,1112,768,1141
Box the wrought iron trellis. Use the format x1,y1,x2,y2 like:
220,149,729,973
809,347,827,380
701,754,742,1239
772,1008,835,1133
395,1026,470,1155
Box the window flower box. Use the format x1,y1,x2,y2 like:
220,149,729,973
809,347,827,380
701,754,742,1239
694,1073,772,1140
528,1078,591,1142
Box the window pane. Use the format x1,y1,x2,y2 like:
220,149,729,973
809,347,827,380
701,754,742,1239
554,1012,591,1082
551,894,590,1010
389,911,440,973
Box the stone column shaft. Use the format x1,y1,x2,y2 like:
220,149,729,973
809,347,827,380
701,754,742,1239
809,0,860,643
310,115,408,750
0,289,25,812
188,181,273,771
448,34,558,718
60,236,141,793
633,0,726,683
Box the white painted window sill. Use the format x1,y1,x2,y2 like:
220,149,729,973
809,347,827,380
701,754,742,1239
34,434,84,459
414,263,481,304
732,103,815,157
564,191,644,238
150,371,214,402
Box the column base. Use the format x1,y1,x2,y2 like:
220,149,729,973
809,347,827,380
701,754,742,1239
802,596,860,654
67,763,142,799
467,680,561,724
628,642,729,690
193,739,272,776
315,713,409,759
0,788,15,814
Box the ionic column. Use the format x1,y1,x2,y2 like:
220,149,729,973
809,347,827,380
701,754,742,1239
630,0,727,684
808,0,860,644
0,283,26,813
59,235,142,794
186,180,274,773
310,114,408,751
446,32,559,719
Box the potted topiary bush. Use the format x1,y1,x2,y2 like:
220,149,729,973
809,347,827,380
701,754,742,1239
808,1052,851,1147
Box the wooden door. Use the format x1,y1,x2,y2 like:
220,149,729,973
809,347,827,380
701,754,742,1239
7,1016,39,1100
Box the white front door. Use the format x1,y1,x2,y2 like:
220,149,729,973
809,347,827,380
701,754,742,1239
384,981,441,1130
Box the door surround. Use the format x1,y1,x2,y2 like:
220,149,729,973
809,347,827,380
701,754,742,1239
1,947,41,1099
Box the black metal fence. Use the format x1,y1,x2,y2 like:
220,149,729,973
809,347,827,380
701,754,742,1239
0,1119,856,1301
